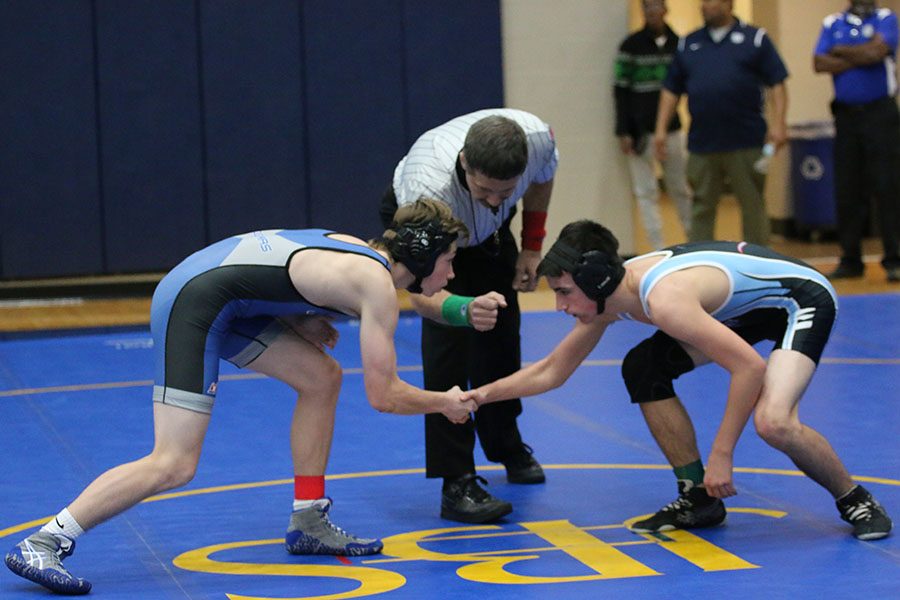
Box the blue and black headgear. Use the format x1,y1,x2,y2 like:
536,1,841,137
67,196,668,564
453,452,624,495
383,219,456,293
541,239,625,314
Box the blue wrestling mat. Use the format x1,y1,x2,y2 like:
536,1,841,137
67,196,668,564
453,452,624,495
1,295,899,599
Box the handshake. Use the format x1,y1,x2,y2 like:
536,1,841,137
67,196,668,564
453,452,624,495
439,386,488,424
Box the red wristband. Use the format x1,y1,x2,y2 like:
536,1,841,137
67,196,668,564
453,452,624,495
521,210,547,251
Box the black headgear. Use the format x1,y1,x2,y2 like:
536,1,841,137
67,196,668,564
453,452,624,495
850,3,877,19
542,240,625,313
383,219,456,293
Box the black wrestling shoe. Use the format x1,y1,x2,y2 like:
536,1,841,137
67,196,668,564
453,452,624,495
837,485,893,541
441,474,512,524
886,265,900,283
630,481,726,533
827,262,864,280
503,444,546,484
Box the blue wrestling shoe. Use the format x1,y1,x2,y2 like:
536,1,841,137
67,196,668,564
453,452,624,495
285,498,383,556
5,531,91,595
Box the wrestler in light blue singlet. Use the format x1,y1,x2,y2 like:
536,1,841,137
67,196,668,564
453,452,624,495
625,241,838,360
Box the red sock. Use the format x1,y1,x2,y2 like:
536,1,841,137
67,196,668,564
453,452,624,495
294,475,325,500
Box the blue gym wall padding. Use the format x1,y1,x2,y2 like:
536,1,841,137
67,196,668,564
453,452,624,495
0,0,503,278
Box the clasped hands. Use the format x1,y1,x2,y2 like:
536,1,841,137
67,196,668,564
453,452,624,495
440,386,490,424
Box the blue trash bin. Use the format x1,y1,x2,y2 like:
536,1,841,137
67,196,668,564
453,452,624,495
789,121,836,238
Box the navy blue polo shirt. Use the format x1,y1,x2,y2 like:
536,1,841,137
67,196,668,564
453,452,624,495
664,20,788,153
814,8,899,105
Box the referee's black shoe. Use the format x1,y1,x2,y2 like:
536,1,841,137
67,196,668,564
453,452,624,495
503,444,546,484
441,474,512,524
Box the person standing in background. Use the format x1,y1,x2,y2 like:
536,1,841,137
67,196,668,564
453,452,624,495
814,0,900,282
654,0,788,247
615,0,692,250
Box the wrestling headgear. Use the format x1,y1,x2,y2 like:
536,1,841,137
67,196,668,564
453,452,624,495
383,218,456,293
849,1,877,19
541,239,625,313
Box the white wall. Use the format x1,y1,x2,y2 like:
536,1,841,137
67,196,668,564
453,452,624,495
502,0,634,252
762,0,849,123
630,0,753,30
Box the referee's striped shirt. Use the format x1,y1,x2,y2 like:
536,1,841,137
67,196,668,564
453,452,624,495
393,108,558,248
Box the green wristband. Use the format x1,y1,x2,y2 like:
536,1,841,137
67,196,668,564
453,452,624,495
441,295,475,327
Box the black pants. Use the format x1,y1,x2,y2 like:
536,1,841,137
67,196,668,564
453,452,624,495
380,187,526,479
831,97,900,268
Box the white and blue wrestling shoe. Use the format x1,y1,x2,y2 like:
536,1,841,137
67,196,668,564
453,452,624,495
5,531,92,595
285,498,383,556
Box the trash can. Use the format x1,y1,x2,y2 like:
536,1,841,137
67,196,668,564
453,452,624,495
789,121,836,239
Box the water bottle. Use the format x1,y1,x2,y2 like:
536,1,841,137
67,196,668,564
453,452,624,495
754,142,775,174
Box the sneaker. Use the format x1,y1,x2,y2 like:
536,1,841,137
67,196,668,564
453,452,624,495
827,262,864,280
5,531,91,595
886,265,900,283
836,485,893,541
440,474,512,523
285,498,383,556
503,444,546,484
630,481,726,533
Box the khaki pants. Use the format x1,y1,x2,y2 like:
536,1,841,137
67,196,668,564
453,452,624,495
687,148,769,246
626,131,692,249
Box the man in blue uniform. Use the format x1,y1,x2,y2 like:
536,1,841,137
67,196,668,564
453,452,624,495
814,0,900,282
463,220,892,542
654,0,788,246
5,199,485,595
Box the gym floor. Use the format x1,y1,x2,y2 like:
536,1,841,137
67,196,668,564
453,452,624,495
1,301,898,599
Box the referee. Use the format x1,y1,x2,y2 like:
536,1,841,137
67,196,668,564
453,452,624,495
379,109,558,523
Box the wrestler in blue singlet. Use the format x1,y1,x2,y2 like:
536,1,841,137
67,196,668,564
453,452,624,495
150,230,388,414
